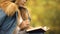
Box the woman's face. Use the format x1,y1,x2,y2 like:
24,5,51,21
18,0,27,6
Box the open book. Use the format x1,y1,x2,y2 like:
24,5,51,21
26,26,49,32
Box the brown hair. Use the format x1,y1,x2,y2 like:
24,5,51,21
20,8,28,20
0,0,18,16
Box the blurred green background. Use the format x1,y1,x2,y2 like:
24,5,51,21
26,0,60,34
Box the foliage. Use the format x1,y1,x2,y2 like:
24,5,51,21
26,0,60,34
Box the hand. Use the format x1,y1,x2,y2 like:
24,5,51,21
19,20,30,30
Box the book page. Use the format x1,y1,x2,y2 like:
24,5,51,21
26,26,49,32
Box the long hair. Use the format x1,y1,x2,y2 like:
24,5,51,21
19,7,28,20
0,0,18,16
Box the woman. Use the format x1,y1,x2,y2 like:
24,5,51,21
11,0,32,34
15,0,31,30
0,0,20,34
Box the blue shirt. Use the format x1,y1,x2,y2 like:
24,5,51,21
0,8,17,34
